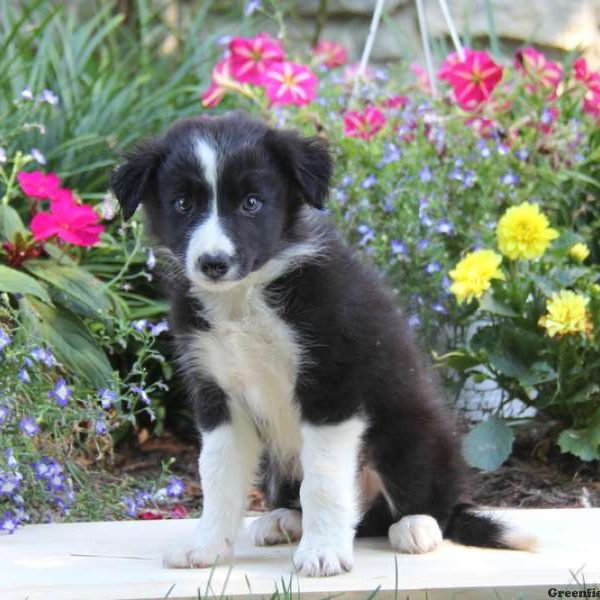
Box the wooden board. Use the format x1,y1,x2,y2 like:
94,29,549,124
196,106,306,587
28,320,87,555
1,508,599,600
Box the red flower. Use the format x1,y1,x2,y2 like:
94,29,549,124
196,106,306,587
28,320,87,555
170,505,188,519
263,62,318,106
573,57,600,93
443,50,503,111
30,195,105,247
17,171,61,200
343,106,386,140
515,47,563,90
229,33,284,85
138,510,164,520
313,40,347,68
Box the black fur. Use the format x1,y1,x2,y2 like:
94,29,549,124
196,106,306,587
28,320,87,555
110,112,517,552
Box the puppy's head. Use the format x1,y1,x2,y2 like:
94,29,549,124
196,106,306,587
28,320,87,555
110,113,332,290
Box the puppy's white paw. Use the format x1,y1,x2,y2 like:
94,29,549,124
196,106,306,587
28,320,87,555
293,534,353,577
248,508,302,546
389,514,443,554
162,525,233,569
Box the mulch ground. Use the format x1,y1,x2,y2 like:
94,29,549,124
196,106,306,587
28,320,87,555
112,423,600,514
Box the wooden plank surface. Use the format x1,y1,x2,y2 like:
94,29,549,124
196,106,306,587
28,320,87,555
1,508,598,600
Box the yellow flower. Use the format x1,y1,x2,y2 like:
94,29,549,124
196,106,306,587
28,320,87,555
538,290,593,338
496,202,558,260
449,249,504,304
569,243,590,262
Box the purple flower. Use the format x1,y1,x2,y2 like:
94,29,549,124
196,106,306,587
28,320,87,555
32,458,55,480
95,420,108,436
432,302,447,315
0,474,20,497
416,239,429,253
463,170,476,188
135,490,152,506
150,320,169,336
436,219,453,235
123,495,137,517
360,175,377,190
19,417,39,436
0,328,11,351
132,320,148,333
4,448,18,468
20,88,34,101
244,0,261,16
515,148,529,161
425,262,441,275
98,388,117,409
49,378,72,408
449,167,464,182
146,249,156,270
477,141,491,158
132,386,151,405
496,144,510,156
501,171,519,186
47,472,65,492
40,89,59,105
0,511,18,534
31,347,56,367
18,368,31,384
357,224,375,246
30,148,46,165
378,142,401,166
335,188,348,203
166,478,185,498
339,175,354,188
0,405,9,427
408,315,421,329
390,240,407,255
419,166,432,182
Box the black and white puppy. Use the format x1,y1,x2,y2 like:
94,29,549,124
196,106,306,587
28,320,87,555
110,112,531,577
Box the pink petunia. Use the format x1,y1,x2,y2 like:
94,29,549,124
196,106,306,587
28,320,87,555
228,33,284,85
410,63,432,93
437,51,462,82
201,59,233,108
343,106,386,140
583,88,600,121
313,40,347,68
30,195,105,247
263,62,318,106
515,47,563,90
17,171,62,200
573,57,600,93
382,95,410,109
443,50,503,111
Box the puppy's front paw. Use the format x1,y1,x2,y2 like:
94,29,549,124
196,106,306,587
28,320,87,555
248,508,302,546
293,535,353,577
162,528,233,569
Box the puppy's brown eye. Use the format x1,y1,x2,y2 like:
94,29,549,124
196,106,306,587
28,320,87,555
241,194,262,214
174,197,192,214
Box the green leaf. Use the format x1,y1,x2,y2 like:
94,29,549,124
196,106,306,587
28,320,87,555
20,297,115,387
0,265,51,302
558,426,600,462
0,205,25,241
479,292,519,317
462,416,515,472
25,261,113,322
437,351,482,371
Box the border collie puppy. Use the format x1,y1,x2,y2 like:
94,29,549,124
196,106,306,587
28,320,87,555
110,112,531,577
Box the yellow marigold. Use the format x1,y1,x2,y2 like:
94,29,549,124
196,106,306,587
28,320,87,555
569,243,590,262
496,202,558,260
538,290,593,338
449,249,504,304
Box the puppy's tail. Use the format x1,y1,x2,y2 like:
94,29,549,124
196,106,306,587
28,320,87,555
444,503,537,551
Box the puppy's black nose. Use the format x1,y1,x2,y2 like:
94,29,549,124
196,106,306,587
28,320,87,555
198,253,231,281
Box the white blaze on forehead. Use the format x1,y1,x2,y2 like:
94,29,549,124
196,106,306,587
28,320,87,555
185,138,235,281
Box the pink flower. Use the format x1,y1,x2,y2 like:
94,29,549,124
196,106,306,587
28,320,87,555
313,40,347,68
410,63,432,93
344,63,374,85
382,95,410,109
437,51,462,82
17,171,61,200
343,106,386,140
443,50,503,111
515,47,563,90
263,62,318,106
583,88,600,121
573,57,600,93
229,33,284,85
30,196,105,247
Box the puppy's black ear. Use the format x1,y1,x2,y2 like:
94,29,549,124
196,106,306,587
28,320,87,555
265,129,333,209
109,138,164,220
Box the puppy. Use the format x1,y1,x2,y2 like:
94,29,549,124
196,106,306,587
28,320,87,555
110,112,531,577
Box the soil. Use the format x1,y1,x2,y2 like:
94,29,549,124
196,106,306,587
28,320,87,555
112,422,600,514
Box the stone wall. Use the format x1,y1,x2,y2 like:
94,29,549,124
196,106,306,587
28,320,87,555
293,0,600,66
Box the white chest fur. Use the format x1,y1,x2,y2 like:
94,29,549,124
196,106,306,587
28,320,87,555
188,283,303,461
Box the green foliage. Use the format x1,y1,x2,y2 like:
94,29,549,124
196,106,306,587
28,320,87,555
462,416,515,472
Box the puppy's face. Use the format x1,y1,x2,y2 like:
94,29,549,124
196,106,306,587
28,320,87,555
110,114,332,290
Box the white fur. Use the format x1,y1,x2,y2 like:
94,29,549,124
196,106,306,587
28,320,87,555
248,508,303,546
388,514,443,554
185,139,235,284
163,418,261,568
294,418,365,577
